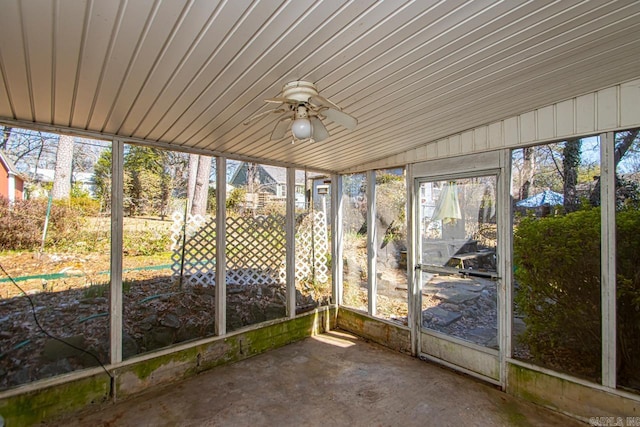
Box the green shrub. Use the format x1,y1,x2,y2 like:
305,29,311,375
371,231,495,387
123,230,171,256
514,208,601,377
69,195,101,216
70,182,90,199
82,281,131,298
514,207,640,382
376,174,406,247
207,186,217,214
226,187,246,212
615,207,640,387
48,200,85,247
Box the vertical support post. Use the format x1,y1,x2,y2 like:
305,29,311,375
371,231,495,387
367,170,377,316
215,157,227,336
286,167,296,318
110,138,124,364
406,164,419,356
601,132,616,388
497,149,512,390
332,174,343,305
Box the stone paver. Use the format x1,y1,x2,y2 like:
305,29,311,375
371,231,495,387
422,306,462,326
435,287,480,304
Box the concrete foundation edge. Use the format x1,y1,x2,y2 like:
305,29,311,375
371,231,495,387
336,307,411,354
507,363,640,420
0,307,337,426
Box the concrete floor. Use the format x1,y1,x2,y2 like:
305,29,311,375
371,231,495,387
53,331,584,427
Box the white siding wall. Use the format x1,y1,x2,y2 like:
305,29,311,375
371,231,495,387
343,79,640,173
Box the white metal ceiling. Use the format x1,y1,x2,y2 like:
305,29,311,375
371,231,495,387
1,0,640,172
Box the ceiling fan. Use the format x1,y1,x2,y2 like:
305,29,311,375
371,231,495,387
244,81,357,142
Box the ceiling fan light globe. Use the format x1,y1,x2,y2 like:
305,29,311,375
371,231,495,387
291,118,312,139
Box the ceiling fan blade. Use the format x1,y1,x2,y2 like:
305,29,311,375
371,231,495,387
243,108,285,125
309,95,340,110
323,107,358,130
310,117,330,142
271,117,291,140
265,97,299,105
309,95,342,110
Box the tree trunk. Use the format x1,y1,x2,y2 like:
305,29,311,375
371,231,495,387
589,130,639,206
51,134,74,200
159,170,172,220
1,126,12,150
191,155,211,215
614,130,639,166
186,153,199,208
563,139,581,213
520,147,535,200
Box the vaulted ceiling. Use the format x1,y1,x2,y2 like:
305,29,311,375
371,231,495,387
1,0,640,173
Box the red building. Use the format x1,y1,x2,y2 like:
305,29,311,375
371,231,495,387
0,150,24,203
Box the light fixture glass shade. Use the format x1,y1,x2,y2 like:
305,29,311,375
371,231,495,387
291,118,312,139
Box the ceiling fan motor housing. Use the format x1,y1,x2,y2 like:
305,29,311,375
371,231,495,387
282,81,318,103
245,79,356,141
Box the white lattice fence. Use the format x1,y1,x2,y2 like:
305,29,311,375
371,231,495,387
225,214,286,285
295,210,329,284
171,211,329,287
170,211,216,286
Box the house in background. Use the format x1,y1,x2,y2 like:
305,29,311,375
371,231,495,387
229,162,332,211
28,168,95,198
0,150,23,203
229,162,290,196
229,162,308,209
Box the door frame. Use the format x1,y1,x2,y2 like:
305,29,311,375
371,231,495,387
408,150,510,388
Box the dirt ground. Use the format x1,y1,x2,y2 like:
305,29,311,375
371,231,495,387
0,249,328,391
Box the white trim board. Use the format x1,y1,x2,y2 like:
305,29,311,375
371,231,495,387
343,79,640,173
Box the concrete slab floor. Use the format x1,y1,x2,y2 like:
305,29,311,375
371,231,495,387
50,331,584,427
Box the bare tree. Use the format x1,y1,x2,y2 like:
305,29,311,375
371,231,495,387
191,155,211,215
562,138,581,212
589,129,640,206
520,147,535,200
246,162,260,193
186,153,199,208
0,128,57,174
614,130,639,166
1,126,12,150
51,134,75,200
